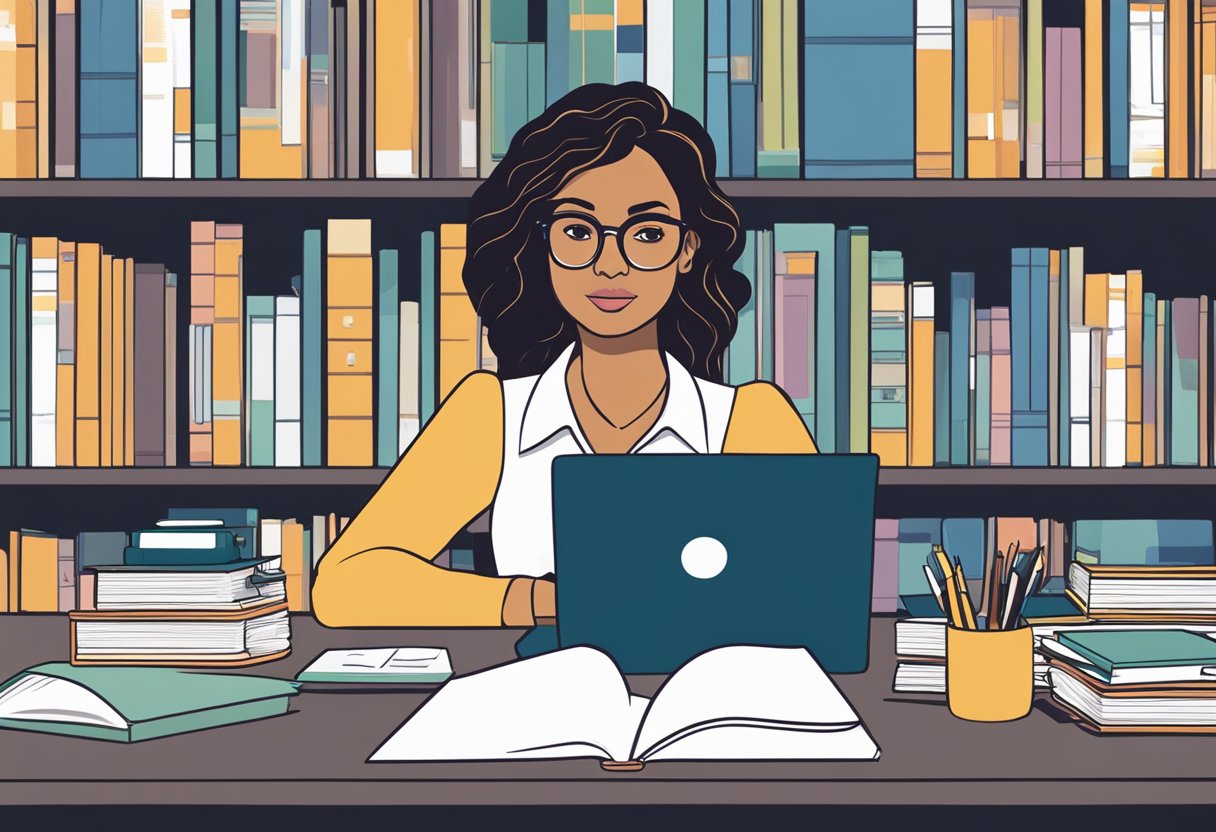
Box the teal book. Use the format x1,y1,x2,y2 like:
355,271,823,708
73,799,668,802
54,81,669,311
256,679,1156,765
833,229,852,453
1108,1,1129,178
1059,250,1070,465
1071,519,1213,567
419,230,438,424
377,250,400,467
673,0,707,125
165,507,259,560
951,0,965,178
79,0,139,177
1058,630,1216,677
975,309,992,466
0,663,298,743
869,251,905,440
805,224,836,451
245,296,275,467
844,227,870,453
1163,299,1172,455
803,0,914,178
728,0,757,177
581,0,615,84
727,230,758,386
1143,292,1157,459
757,229,774,382
301,230,323,466
194,0,219,177
934,330,950,466
949,272,974,466
545,0,570,107
706,0,730,178
220,0,239,177
0,234,10,466
1171,297,1200,466
1011,248,1049,465
896,517,942,603
14,238,28,467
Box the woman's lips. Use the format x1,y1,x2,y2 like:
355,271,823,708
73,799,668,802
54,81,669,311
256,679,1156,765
587,293,636,312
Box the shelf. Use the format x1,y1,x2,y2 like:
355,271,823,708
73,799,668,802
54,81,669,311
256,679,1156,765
5,179,1216,200
0,466,1214,487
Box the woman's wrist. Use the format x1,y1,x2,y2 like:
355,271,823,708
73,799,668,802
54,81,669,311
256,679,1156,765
502,577,537,626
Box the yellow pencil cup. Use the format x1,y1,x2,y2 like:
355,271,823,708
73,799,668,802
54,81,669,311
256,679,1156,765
946,624,1034,722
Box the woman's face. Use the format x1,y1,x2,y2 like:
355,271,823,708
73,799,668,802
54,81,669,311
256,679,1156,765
544,146,699,339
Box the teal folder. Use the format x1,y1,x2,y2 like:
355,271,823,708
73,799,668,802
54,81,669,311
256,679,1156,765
194,0,218,177
0,663,298,743
14,237,28,467
377,250,400,467
1058,630,1216,677
302,230,323,466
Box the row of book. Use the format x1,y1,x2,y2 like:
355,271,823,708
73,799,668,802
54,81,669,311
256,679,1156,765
727,229,1216,467
2,1,1213,180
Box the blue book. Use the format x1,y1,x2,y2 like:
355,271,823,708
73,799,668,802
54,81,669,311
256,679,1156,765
301,230,323,466
1029,248,1049,453
1109,1,1130,178
545,0,570,107
706,0,731,178
220,0,239,177
80,0,139,178
616,6,645,82
13,238,28,467
804,224,836,451
0,234,10,467
834,228,852,452
1059,249,1071,466
377,250,400,467
419,231,438,425
1072,519,1214,567
727,230,758,386
1011,248,1048,465
934,331,950,466
803,0,914,178
975,308,992,466
952,0,966,179
949,272,974,466
193,0,218,177
728,0,757,177
673,0,707,125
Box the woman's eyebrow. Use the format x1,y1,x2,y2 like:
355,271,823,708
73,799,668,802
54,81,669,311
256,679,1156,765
628,200,670,214
550,197,596,211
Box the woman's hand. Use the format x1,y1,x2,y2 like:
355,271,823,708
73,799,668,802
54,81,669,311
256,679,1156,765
503,576,557,626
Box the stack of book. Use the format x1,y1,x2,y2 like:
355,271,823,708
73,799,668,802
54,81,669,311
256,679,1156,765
1066,563,1216,622
1042,629,1216,733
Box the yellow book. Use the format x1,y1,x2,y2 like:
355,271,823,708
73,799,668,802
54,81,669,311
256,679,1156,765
212,224,244,466
112,257,126,467
915,2,953,178
12,0,38,178
907,283,935,466
0,2,15,176
124,257,135,466
1126,270,1143,466
1084,273,1109,329
1084,0,1104,177
967,3,1021,178
18,531,58,612
326,219,374,466
100,253,113,467
759,0,799,177
1168,0,1188,177
56,241,75,466
238,2,306,178
439,223,476,401
189,221,215,466
282,519,308,612
37,0,48,178
374,0,420,177
74,243,100,466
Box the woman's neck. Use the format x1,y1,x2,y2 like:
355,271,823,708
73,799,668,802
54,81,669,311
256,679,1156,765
572,322,669,428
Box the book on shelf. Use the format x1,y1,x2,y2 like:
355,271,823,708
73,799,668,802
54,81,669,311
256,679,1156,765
369,645,880,766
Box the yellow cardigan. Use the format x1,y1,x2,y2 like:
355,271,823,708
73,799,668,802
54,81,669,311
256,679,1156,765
312,371,818,628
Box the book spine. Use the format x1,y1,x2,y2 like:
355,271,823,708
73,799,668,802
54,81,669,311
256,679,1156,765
727,0,756,178
374,0,420,178
1109,0,1130,177
873,518,900,613
848,228,870,452
430,0,456,177
124,257,136,466
211,224,244,465
1058,249,1072,463
57,538,74,612
1025,0,1044,178
545,0,570,107
170,0,192,177
646,0,674,101
1126,271,1144,465
438,223,475,403
707,0,730,178
79,0,139,178
399,300,420,452
194,0,219,177
773,234,816,432
729,230,758,386
1202,294,1211,467
188,224,214,466
616,0,645,83
302,229,323,465
934,330,950,466
975,309,992,466
1029,248,1050,463
908,282,935,466
1128,3,1165,177
307,0,332,178
326,219,374,466
915,0,953,178
14,237,29,467
1158,297,1168,463
1047,250,1060,464
56,242,76,467
377,249,400,466
952,0,966,178
274,295,302,467
246,296,276,467
834,227,851,452
220,0,239,177
757,229,774,382
164,272,178,465
0,235,10,466
476,0,491,177
1091,326,1106,466
30,238,57,467
949,271,974,466
110,258,125,466
99,253,112,467
142,0,174,178
869,250,906,465
1167,0,1188,178
54,0,77,177
133,264,167,467
419,229,437,424
990,307,1012,466
672,0,706,124
74,244,99,466
1143,292,1158,465
1171,297,1199,465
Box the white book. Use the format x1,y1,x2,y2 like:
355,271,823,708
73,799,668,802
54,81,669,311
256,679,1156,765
399,301,420,453
297,647,453,684
1069,328,1091,466
1128,4,1165,179
281,0,306,147
260,518,283,572
311,515,327,569
915,0,952,50
275,296,302,466
645,0,674,100
141,0,174,178
31,251,57,467
369,645,879,767
169,0,192,176
1105,275,1127,467
250,312,275,465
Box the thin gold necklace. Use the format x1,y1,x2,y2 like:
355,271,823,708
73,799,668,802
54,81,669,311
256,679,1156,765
578,357,669,431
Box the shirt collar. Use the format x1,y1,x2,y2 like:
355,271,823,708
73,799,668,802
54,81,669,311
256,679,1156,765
518,341,710,455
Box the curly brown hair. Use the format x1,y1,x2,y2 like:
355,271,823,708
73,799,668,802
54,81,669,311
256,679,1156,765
462,81,750,382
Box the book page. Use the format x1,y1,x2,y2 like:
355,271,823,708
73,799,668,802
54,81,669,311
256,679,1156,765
0,674,127,730
298,647,453,680
369,646,646,763
633,645,878,761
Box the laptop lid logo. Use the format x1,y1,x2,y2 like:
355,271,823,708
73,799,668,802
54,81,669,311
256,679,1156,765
681,537,728,579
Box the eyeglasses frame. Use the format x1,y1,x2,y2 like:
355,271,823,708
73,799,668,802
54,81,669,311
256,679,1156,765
535,211,691,272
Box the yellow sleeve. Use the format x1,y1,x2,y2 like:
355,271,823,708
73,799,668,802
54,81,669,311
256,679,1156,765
722,381,820,454
312,371,513,627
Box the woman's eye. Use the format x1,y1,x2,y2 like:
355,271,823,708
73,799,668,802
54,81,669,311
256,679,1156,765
562,225,593,241
633,226,665,243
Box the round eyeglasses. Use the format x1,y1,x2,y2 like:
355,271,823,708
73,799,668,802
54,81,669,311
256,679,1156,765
536,211,689,271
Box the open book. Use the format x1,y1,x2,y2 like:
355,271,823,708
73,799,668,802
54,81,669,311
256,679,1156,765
369,645,879,768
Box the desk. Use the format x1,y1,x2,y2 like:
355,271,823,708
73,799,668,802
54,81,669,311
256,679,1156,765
0,615,1213,807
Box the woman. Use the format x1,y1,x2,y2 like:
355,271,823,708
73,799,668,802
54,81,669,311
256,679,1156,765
312,82,817,628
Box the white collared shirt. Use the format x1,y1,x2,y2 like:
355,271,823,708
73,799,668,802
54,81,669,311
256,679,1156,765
491,342,736,577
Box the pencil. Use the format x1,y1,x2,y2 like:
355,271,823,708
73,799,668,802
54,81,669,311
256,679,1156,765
954,558,979,630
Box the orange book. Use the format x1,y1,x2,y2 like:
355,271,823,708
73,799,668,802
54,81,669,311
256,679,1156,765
212,224,244,466
439,223,476,400
189,222,216,466
994,517,1039,569
916,8,953,178
282,519,309,612
1168,0,1189,177
100,253,113,467
374,0,420,177
967,3,1022,178
124,256,135,466
907,284,936,466
1126,270,1144,466
56,241,76,466
74,243,101,466
18,530,58,612
1197,0,1216,177
237,2,307,178
0,2,15,177
1084,0,1105,177
36,0,48,178
112,257,126,466
1084,273,1110,329
326,219,374,466
12,0,38,178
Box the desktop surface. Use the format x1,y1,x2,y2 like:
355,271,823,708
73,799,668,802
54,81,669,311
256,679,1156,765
0,615,1213,807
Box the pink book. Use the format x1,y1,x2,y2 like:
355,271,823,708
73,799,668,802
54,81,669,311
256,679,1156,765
872,519,900,613
1046,27,1083,179
990,307,1012,465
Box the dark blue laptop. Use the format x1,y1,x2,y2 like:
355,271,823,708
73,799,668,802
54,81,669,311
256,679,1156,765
528,453,879,675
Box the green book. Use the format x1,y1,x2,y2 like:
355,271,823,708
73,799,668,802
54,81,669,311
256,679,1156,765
0,233,11,466
419,230,437,424
0,663,298,743
805,224,836,452
302,230,323,466
245,296,276,467
727,230,758,386
193,0,218,177
1058,630,1216,681
673,0,706,124
14,237,28,467
377,250,400,467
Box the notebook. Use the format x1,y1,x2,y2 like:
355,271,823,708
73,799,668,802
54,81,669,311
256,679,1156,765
0,663,299,742
369,645,880,769
296,647,453,684
1046,630,1216,685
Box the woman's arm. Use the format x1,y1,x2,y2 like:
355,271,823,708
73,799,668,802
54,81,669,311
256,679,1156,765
312,371,537,627
723,381,819,453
